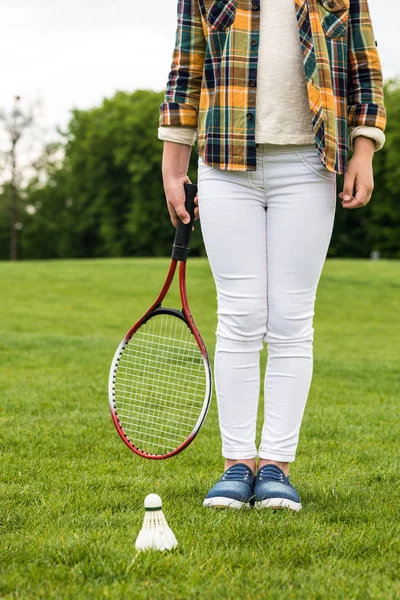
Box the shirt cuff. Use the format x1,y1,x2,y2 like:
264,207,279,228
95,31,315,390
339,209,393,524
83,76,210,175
349,126,386,152
158,126,197,146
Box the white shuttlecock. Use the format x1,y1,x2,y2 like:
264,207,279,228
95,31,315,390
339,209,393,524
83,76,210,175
135,494,178,552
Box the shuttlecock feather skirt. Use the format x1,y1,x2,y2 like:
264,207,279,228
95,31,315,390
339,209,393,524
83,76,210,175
135,496,178,552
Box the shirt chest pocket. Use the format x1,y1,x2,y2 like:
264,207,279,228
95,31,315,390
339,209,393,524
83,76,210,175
199,0,238,31
317,0,350,39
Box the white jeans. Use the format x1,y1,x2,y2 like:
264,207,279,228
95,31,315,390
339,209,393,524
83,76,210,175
197,143,337,462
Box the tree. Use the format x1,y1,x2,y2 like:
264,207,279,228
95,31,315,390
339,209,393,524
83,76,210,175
0,96,36,260
19,89,202,259
61,89,201,258
10,81,400,260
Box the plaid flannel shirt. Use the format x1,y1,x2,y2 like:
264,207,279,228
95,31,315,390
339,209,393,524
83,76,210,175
159,0,387,174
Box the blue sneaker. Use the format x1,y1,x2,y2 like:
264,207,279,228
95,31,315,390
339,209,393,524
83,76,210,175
203,463,255,509
254,464,302,511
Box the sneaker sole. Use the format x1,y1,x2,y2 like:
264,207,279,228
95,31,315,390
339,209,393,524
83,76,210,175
255,498,302,512
203,497,251,510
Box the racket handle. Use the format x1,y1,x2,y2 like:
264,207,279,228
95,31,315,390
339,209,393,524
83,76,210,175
171,182,197,262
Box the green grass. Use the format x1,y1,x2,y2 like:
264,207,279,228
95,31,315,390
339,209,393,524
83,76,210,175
0,258,399,600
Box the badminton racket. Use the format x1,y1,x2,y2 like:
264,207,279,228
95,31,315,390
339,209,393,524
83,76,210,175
109,183,212,459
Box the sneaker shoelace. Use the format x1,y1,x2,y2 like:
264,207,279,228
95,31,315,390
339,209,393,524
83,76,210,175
222,464,252,481
257,465,288,483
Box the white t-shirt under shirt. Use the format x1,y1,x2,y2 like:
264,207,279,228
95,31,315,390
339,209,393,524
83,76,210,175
255,0,314,145
158,0,385,152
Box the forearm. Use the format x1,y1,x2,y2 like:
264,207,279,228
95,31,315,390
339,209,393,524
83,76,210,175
161,141,198,228
352,135,375,158
162,141,192,184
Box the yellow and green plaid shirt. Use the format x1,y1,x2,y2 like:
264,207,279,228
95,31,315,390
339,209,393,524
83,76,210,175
159,0,387,174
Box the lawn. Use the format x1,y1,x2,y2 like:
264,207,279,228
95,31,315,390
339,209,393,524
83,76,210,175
0,258,399,599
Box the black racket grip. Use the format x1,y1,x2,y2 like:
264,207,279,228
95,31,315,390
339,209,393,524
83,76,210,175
171,182,197,262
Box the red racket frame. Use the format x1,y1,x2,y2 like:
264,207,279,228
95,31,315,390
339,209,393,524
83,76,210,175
109,224,212,458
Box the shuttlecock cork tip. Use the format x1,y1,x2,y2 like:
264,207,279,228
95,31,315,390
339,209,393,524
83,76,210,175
144,493,162,510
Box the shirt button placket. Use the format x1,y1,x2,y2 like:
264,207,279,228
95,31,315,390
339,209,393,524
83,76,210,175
249,37,258,121
248,1,260,168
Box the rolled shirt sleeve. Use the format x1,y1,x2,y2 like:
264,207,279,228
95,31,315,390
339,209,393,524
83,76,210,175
159,0,206,128
347,0,387,133
349,125,386,152
158,126,198,146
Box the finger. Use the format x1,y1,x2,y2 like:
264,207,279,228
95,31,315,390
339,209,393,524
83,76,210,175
341,171,356,201
178,211,191,224
339,191,356,204
170,213,179,228
170,212,179,228
166,203,179,228
174,202,191,224
354,186,369,206
338,191,355,201
341,198,363,209
194,195,199,220
167,203,184,228
341,185,368,209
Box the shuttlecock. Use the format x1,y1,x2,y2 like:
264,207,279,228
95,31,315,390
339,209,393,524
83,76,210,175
135,494,178,552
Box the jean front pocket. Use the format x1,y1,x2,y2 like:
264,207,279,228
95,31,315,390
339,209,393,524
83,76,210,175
199,0,238,31
317,0,349,39
198,155,221,180
295,148,336,182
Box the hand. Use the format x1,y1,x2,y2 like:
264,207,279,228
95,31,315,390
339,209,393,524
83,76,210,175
164,176,199,228
338,137,375,209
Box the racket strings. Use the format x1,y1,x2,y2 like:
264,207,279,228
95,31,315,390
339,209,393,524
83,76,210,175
113,313,208,455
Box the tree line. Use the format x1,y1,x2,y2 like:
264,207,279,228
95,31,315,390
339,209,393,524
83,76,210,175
0,81,400,261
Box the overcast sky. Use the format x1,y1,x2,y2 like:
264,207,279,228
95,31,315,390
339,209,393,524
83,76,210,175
0,0,398,135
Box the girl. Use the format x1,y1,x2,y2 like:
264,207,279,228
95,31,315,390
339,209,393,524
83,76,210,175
158,0,386,511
